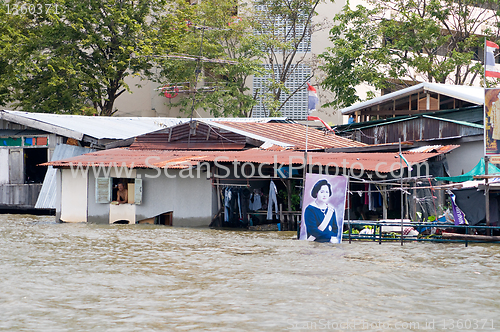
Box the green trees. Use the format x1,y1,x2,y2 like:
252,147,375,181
162,0,322,118
0,0,322,117
0,0,182,115
158,0,265,118
320,0,500,109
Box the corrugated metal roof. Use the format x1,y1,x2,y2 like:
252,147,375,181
201,121,294,148
213,122,366,149
35,144,96,209
340,83,484,115
406,145,459,154
421,115,483,129
0,110,290,141
45,148,450,173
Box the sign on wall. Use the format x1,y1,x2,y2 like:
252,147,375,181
299,174,348,243
485,88,500,156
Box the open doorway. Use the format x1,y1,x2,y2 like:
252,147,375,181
157,212,173,226
25,148,48,184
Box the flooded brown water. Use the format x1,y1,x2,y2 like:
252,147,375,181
1,214,499,331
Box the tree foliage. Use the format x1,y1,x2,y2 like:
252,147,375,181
162,0,322,118
158,0,265,118
1,0,323,118
0,0,183,115
320,0,500,109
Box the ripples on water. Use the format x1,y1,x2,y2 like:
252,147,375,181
1,214,499,331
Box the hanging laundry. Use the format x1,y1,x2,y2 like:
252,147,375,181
241,188,251,223
249,193,254,211
224,188,232,222
253,190,262,211
364,183,369,205
267,181,278,220
368,184,375,211
237,190,243,220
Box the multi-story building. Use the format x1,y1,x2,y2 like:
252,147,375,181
113,0,346,124
113,0,499,124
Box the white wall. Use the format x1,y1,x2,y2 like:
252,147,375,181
109,204,136,224
60,169,88,222
0,149,9,185
445,140,484,176
135,168,214,227
113,75,213,118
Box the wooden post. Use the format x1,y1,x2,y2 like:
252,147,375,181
279,203,283,231
485,156,490,235
348,177,351,244
383,185,388,220
215,167,221,211
400,138,404,246
412,180,417,222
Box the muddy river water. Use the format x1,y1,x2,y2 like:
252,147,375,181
1,214,499,331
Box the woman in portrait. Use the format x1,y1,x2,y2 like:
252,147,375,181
490,90,500,141
304,179,338,242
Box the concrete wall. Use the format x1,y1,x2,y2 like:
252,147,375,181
308,0,347,125
113,75,213,119
135,168,214,227
80,167,214,226
60,169,88,222
86,170,111,224
445,140,484,176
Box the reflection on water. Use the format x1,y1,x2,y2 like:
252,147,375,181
1,214,500,331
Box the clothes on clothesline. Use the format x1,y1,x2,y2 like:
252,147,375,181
222,181,281,224
249,190,262,211
361,184,383,211
224,187,231,222
223,187,257,224
267,180,278,220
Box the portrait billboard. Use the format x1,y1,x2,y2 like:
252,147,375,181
299,173,348,243
485,88,500,156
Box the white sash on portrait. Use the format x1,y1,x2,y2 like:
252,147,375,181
307,204,335,241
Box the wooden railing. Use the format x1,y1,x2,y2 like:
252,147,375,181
279,204,301,231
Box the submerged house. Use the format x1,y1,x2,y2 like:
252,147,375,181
331,83,490,221
0,110,185,211
336,83,484,176
0,110,284,211
44,120,456,227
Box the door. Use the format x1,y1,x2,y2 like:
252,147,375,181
8,149,24,184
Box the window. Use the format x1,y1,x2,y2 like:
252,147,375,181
95,177,142,205
252,64,311,120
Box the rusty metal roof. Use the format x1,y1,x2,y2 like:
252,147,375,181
45,148,451,173
214,121,366,150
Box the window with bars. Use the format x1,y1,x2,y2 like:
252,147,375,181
252,64,311,120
